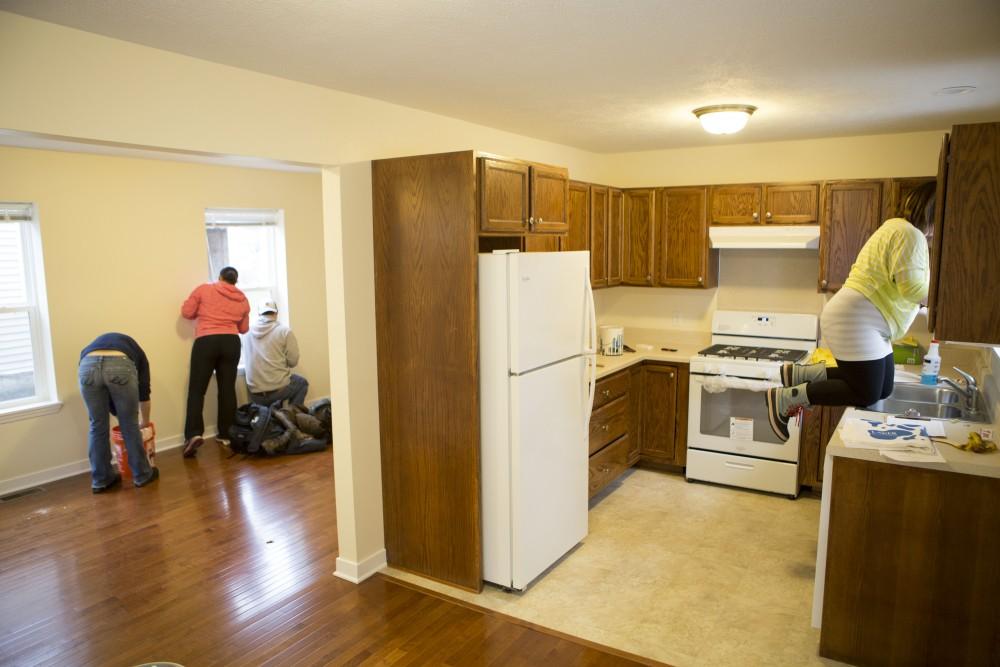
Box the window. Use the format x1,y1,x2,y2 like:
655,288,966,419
204,208,288,320
0,203,57,413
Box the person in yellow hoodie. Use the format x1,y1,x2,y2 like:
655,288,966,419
766,183,935,441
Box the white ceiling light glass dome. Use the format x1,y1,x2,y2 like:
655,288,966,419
692,104,758,134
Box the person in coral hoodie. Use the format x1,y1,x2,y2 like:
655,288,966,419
180,266,250,457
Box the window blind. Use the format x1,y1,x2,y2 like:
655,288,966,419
0,203,33,222
204,208,279,227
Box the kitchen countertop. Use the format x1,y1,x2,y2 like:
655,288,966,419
594,328,711,379
826,407,1000,479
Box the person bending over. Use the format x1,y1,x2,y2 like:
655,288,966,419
244,300,308,407
181,266,250,457
79,332,158,491
766,182,935,441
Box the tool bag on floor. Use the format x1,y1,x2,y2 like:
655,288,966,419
229,401,331,457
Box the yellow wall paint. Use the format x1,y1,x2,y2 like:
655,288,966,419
603,131,943,187
0,146,327,487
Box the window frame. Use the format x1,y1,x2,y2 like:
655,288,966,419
0,203,60,421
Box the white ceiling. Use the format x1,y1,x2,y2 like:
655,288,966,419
3,0,999,152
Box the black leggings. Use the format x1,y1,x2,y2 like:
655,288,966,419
805,352,894,408
185,334,242,440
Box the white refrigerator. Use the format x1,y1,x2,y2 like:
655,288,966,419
479,250,597,591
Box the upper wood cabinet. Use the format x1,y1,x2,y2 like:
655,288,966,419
564,181,590,252
931,122,1000,344
530,165,569,233
710,184,762,224
608,188,624,286
656,187,717,288
478,157,568,234
927,135,949,333
764,183,820,224
622,189,656,285
818,180,884,292
590,185,609,287
711,182,821,225
479,158,530,234
523,234,560,252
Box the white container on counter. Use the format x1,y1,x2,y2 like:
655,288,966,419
599,325,624,356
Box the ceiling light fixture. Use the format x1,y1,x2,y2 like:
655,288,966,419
692,104,757,135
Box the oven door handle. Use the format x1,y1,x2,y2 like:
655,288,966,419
724,460,755,471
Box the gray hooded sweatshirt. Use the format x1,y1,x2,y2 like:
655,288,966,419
243,315,300,393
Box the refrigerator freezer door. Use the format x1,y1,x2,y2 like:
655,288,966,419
509,251,591,374
510,356,589,590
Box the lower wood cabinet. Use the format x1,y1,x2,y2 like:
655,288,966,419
637,362,689,467
799,404,847,488
588,361,690,499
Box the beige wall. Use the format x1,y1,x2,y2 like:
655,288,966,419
0,146,327,489
603,131,943,187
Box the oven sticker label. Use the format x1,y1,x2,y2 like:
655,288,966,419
730,417,754,441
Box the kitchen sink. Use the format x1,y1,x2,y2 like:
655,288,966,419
887,384,961,404
867,382,991,423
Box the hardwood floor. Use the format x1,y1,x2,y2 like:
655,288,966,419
0,442,642,666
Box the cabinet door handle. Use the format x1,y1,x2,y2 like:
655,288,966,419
601,389,611,398
539,218,544,223
697,276,703,283
602,424,610,432
752,212,760,221
766,211,772,219
668,372,674,378
821,279,828,288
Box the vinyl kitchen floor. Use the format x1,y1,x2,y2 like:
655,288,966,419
384,469,850,667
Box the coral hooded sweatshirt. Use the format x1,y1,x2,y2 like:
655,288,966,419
181,281,251,338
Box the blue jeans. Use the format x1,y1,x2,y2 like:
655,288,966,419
249,374,309,408
79,356,154,487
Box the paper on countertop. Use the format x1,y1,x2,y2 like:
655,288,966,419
879,443,946,463
839,417,932,450
886,416,946,437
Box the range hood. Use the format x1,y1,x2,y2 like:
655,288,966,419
709,225,820,250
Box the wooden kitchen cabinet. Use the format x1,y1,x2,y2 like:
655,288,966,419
564,181,590,252
638,364,678,462
623,189,656,285
523,234,561,252
710,184,762,224
818,179,884,292
656,187,718,288
588,369,634,499
929,122,1000,344
478,156,568,234
590,185,609,287
764,183,820,224
798,404,847,488
627,365,642,464
608,188,624,286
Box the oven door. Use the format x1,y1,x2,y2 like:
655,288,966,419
687,373,800,463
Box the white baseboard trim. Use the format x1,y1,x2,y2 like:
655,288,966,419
0,424,217,497
334,549,388,584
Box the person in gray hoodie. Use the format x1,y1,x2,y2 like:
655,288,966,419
243,300,308,407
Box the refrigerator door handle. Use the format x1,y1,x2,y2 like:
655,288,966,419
583,273,598,423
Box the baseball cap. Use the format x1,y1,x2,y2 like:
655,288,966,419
259,300,278,315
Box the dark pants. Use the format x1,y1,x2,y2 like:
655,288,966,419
805,352,894,407
249,373,309,408
185,334,241,440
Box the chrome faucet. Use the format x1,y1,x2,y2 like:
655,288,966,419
941,367,982,418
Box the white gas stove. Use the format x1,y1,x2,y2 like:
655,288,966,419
686,311,818,498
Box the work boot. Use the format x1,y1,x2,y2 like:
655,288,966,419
780,362,827,388
765,383,811,442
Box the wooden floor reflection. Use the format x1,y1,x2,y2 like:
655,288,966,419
0,441,642,666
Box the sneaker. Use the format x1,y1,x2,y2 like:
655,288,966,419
216,437,231,447
780,362,827,388
134,467,159,488
766,384,812,442
92,474,122,494
182,435,204,458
